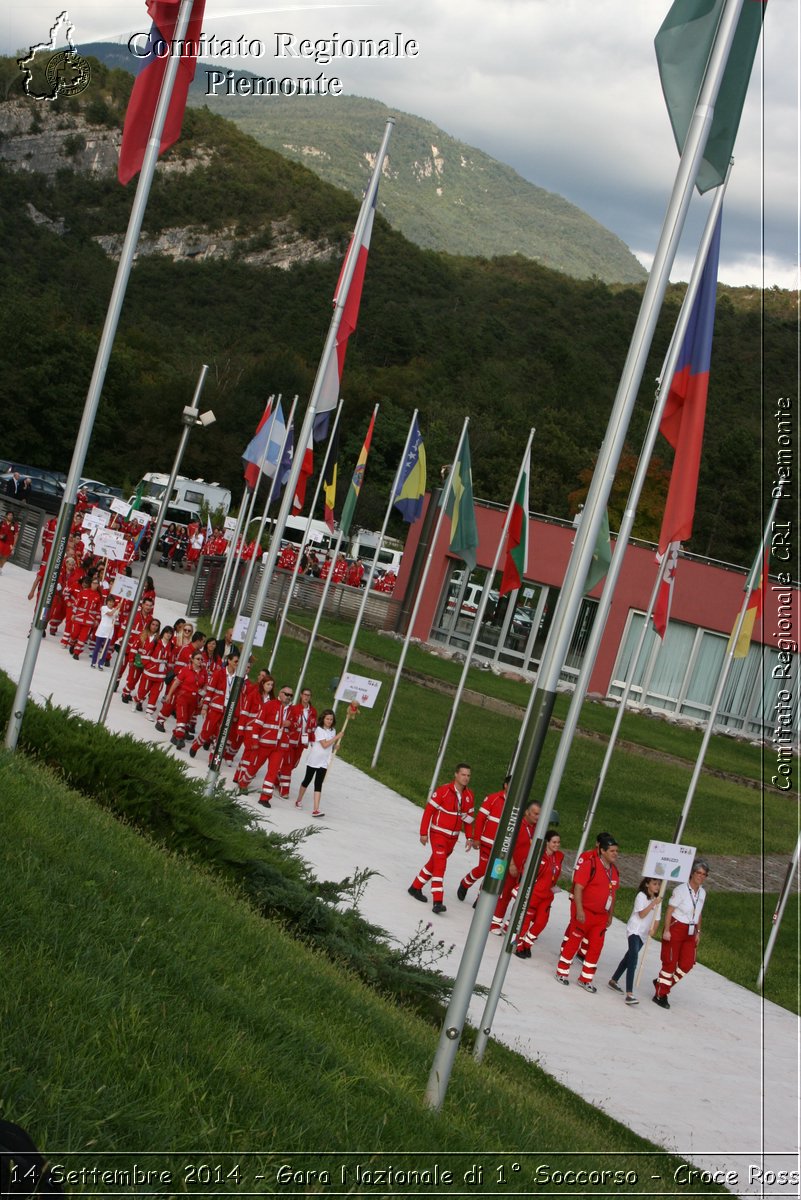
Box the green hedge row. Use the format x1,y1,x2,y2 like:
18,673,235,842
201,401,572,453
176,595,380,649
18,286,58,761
0,672,454,1020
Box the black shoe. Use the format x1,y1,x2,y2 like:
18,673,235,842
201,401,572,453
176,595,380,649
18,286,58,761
170,735,185,750
432,902,447,914
155,721,166,733
652,994,670,1010
407,886,427,903
258,798,271,808
188,746,197,758
457,882,468,902
202,741,211,751
121,694,131,704
515,946,531,959
135,702,143,712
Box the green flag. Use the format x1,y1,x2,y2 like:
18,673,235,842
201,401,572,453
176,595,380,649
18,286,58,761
339,408,376,538
130,481,144,511
444,435,479,571
655,0,767,194
584,509,611,594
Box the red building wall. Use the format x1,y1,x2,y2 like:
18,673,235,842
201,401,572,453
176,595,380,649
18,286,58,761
395,495,797,695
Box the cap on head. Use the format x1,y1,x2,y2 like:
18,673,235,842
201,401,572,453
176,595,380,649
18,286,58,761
598,834,619,851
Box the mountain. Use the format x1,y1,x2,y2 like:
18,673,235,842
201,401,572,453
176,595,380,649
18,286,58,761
0,58,792,567
76,44,646,284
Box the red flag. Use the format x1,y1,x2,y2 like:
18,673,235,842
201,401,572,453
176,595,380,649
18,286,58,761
293,434,314,513
499,465,529,596
653,542,680,639
118,0,206,186
314,194,378,438
657,214,722,554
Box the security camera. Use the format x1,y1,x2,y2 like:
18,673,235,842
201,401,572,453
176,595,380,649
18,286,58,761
198,410,216,427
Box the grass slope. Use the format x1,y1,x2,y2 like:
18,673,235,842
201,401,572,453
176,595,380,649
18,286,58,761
0,753,724,1194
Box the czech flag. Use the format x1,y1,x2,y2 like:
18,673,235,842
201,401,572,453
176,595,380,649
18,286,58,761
119,0,206,186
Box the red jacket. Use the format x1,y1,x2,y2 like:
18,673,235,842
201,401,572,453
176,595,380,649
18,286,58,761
472,789,506,851
287,702,317,748
531,849,564,901
420,782,475,841
573,850,620,915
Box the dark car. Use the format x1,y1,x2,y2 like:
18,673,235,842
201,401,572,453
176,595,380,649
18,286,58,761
0,464,66,515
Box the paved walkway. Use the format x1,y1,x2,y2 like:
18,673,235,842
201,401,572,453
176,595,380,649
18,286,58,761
1,564,798,1198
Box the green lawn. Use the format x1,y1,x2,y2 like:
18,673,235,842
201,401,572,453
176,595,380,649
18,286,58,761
0,753,725,1194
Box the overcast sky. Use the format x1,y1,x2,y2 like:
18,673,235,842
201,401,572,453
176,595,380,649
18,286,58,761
4,1,798,286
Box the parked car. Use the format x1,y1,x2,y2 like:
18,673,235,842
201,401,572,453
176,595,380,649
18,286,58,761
0,462,66,515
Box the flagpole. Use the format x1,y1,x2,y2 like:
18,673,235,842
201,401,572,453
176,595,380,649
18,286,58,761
235,396,299,633
424,0,750,1111
535,177,731,863
672,492,780,844
268,398,345,672
98,365,210,725
428,430,535,798
333,409,419,712
209,484,250,631
371,416,469,769
295,402,378,694
211,396,278,633
203,119,394,796
3,0,198,753
758,834,801,989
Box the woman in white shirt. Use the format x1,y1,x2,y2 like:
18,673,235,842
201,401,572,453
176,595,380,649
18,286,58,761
294,710,343,817
607,877,662,1005
90,596,120,670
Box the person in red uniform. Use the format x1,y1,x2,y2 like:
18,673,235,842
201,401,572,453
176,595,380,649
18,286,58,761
556,833,620,992
158,650,205,749
457,775,510,902
233,674,277,790
59,558,85,647
69,575,102,659
490,800,541,933
134,624,174,719
0,512,18,571
189,652,240,761
653,859,709,1010
408,763,475,914
123,617,160,702
257,685,296,805
514,830,564,957
286,687,317,776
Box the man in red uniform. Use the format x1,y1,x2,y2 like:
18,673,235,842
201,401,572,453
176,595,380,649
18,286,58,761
556,833,620,992
457,776,511,902
257,685,295,805
653,859,709,1010
490,800,541,933
189,653,240,762
408,763,474,914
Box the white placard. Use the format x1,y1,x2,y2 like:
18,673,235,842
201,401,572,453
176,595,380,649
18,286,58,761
110,497,131,517
128,510,150,527
82,510,110,532
232,614,268,647
224,515,238,532
110,575,138,601
334,671,382,709
93,529,129,562
642,840,697,884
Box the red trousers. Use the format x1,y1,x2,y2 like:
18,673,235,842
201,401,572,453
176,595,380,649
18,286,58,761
258,746,291,802
412,832,458,903
460,845,491,892
655,922,699,996
516,894,556,949
557,905,609,983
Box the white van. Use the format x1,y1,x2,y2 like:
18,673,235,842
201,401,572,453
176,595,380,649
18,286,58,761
130,474,232,524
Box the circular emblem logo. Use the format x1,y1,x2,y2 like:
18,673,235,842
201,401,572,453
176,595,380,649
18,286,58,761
45,50,91,97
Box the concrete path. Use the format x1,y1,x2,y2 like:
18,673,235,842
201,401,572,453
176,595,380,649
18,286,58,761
1,563,797,1198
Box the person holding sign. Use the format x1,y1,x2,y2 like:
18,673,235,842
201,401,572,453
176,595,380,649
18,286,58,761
653,859,709,1010
556,833,620,992
293,710,344,817
607,877,662,1005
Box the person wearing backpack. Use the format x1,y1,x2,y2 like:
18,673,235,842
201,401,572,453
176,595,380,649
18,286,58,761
556,833,620,992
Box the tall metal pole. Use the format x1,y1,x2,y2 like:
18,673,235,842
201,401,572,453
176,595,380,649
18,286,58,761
4,0,198,752
371,417,469,769
540,176,730,864
758,835,801,989
333,409,419,712
427,430,535,797
672,492,780,844
98,369,211,724
268,398,345,671
203,119,394,796
424,0,749,1111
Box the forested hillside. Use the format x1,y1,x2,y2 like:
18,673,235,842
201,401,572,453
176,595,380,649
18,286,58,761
0,59,793,565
